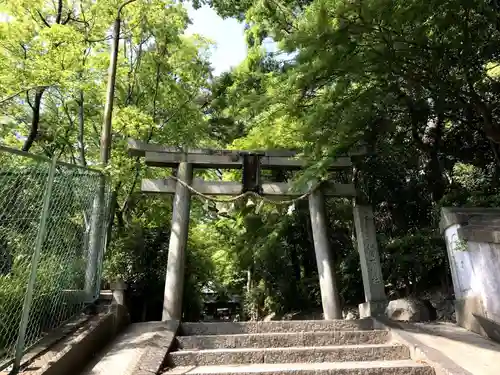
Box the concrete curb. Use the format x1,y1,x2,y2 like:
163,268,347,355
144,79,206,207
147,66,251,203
0,313,89,374
372,318,473,375
131,320,179,375
31,305,129,375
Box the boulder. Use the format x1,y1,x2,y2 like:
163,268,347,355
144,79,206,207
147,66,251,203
263,312,277,322
422,289,456,322
342,307,360,320
385,298,437,322
344,311,356,320
283,310,324,321
421,299,438,321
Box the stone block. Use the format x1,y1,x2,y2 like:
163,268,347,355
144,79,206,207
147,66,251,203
385,298,435,322
302,331,390,346
179,320,374,336
168,349,264,366
169,345,410,366
177,330,390,351
359,300,388,318
177,333,303,350
248,332,303,348
440,207,500,233
455,296,488,337
458,225,500,244
261,345,410,364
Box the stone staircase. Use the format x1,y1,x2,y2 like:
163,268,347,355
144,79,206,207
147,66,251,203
164,319,435,375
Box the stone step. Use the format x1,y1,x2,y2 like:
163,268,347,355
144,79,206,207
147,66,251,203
168,344,410,366
467,215,500,226
176,330,390,350
179,320,374,336
165,360,434,375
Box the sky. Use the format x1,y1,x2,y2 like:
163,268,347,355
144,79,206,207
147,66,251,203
185,4,247,76
0,5,250,76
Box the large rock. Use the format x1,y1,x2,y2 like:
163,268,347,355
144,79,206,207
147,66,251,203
342,307,360,320
263,312,277,322
422,289,456,322
282,310,324,321
385,298,437,322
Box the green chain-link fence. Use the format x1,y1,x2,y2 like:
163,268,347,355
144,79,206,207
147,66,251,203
0,146,110,372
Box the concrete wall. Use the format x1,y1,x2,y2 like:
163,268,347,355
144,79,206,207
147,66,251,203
441,208,500,336
464,241,500,321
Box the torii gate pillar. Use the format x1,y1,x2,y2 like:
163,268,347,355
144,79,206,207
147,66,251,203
308,187,343,319
162,162,193,321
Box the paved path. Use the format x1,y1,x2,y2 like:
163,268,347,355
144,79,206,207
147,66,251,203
412,322,500,375
81,322,168,375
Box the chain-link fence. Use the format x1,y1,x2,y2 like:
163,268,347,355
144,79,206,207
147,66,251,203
0,146,110,371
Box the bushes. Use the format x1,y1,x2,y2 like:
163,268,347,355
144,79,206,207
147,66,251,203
381,230,449,298
0,255,86,361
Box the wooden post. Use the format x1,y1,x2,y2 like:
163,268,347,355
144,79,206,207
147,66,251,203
308,187,342,320
162,162,193,321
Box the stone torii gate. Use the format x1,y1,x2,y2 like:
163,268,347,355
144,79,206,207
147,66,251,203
128,140,387,321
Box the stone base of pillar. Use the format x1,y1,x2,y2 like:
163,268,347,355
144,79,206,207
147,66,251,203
359,300,388,318
110,279,127,306
455,295,488,337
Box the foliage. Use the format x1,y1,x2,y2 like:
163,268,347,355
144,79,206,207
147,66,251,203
192,0,500,316
3,0,500,324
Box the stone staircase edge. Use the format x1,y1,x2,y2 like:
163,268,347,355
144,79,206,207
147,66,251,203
131,320,180,375
168,344,411,366
170,343,406,354
176,330,390,349
177,329,389,338
165,360,434,375
179,320,374,335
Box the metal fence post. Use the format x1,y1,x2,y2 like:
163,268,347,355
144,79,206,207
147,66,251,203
12,157,57,374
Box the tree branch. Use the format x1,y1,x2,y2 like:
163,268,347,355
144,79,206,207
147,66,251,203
118,0,137,16
22,87,45,152
62,11,72,25
36,9,51,27
3,85,52,106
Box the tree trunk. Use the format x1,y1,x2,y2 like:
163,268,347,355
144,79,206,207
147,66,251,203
303,208,316,279
289,244,300,307
22,87,45,152
100,0,137,164
105,191,118,250
100,17,121,165
246,267,252,294
55,0,63,24
78,90,87,166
